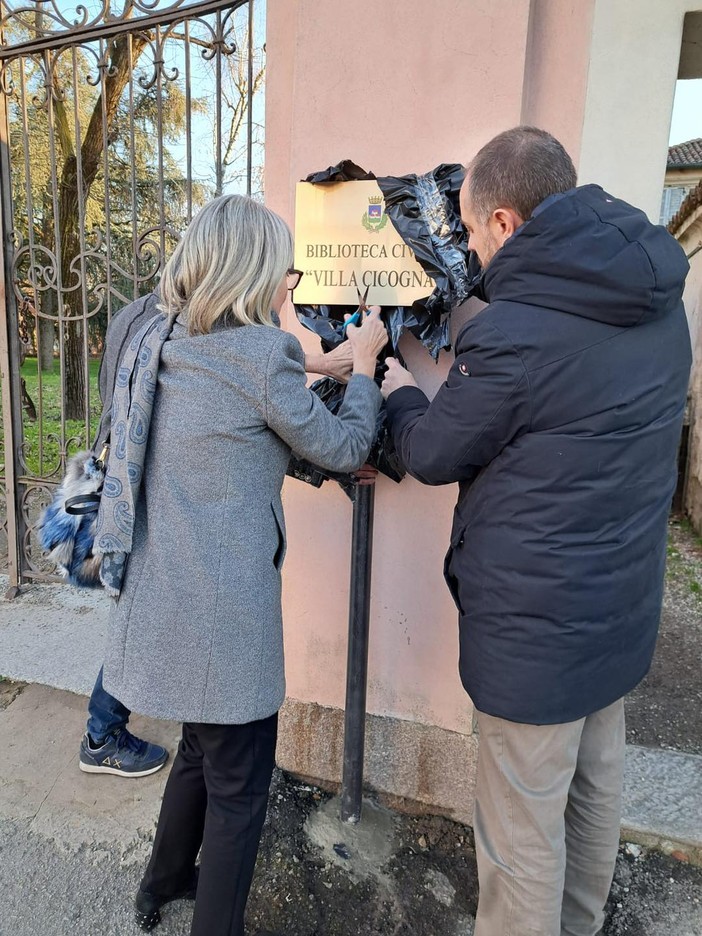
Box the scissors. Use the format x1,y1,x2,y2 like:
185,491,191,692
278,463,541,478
341,283,370,333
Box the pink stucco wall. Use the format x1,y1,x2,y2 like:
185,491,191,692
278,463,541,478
265,0,602,736
520,0,595,164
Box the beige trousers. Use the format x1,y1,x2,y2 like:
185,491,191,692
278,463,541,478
473,699,625,936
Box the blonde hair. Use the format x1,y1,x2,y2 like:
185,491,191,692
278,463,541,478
158,194,294,334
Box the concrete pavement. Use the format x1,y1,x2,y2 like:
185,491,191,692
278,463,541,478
2,574,701,862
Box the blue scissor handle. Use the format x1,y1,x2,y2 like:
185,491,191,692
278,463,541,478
341,310,361,333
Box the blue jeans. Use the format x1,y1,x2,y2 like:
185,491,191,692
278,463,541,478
86,666,131,743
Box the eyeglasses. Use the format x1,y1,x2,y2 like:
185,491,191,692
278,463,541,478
287,268,303,291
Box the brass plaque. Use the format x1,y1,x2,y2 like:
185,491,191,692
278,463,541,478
293,180,432,306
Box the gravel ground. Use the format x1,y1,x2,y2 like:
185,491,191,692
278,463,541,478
246,776,702,936
625,516,702,755
1,770,700,936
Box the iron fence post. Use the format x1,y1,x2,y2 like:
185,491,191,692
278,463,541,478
0,83,25,594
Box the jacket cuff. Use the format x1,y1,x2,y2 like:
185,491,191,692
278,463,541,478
385,385,429,426
347,372,383,404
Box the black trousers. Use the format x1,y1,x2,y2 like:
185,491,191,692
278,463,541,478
140,712,278,936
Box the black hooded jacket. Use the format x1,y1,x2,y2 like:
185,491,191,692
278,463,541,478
386,185,692,724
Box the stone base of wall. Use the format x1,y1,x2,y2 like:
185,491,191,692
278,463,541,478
277,698,478,827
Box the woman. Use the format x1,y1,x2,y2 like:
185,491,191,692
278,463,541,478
98,194,386,935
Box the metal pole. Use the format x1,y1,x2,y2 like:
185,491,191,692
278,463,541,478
340,482,375,823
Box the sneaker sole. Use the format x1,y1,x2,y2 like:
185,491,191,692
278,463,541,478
79,760,167,778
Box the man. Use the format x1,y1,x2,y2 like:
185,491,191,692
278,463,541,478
80,282,367,777
381,126,692,936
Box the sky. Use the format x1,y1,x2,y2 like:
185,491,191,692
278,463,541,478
669,78,702,144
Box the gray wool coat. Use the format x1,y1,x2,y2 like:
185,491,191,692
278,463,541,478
102,319,381,724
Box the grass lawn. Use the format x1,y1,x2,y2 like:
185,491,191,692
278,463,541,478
7,357,102,479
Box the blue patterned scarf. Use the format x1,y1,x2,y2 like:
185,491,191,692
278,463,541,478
94,312,173,596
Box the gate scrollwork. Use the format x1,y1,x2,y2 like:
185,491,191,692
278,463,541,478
0,0,264,582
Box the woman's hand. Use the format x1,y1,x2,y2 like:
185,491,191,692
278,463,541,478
318,342,354,383
346,306,388,378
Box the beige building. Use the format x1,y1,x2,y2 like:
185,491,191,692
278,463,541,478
661,139,702,226
265,0,702,824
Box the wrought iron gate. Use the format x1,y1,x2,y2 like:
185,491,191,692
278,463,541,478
0,0,264,588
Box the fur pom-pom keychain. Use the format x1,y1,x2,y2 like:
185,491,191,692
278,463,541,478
37,443,109,588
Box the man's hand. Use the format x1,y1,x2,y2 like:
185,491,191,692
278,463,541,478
381,357,418,399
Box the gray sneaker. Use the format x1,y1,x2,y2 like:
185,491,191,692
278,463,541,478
79,729,168,777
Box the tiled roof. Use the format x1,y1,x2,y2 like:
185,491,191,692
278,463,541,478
667,139,702,169
668,179,702,235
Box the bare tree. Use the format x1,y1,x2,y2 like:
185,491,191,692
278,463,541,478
55,32,149,420
221,24,265,188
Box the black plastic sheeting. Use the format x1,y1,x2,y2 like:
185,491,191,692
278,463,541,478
305,159,375,184
378,163,483,357
287,374,404,498
288,160,483,494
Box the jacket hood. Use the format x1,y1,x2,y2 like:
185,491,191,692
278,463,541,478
482,184,689,326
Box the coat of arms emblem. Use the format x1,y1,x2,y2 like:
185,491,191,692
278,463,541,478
362,195,388,233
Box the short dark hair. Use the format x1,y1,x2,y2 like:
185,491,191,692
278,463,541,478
466,126,577,222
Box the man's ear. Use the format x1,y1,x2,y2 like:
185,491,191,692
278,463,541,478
489,207,525,247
